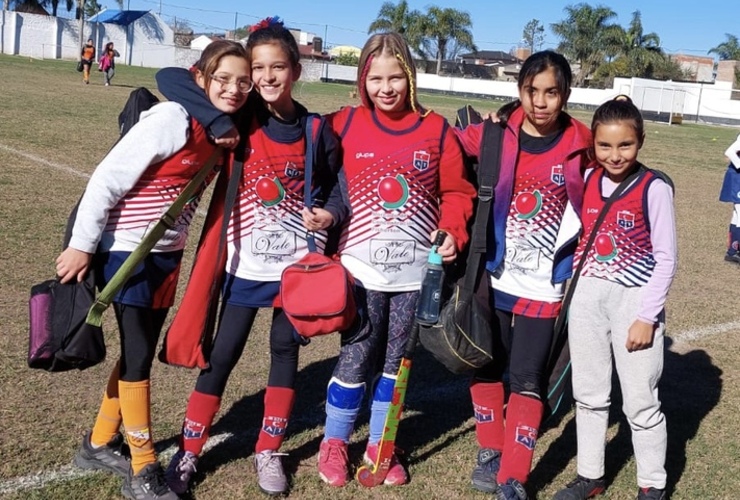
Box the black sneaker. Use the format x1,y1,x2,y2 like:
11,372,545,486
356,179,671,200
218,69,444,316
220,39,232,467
74,431,130,477
725,253,740,264
637,487,666,500
122,462,179,500
471,448,502,493
496,478,528,500
553,475,606,499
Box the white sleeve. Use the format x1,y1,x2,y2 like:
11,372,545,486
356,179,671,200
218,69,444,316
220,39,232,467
725,133,740,170
68,102,191,252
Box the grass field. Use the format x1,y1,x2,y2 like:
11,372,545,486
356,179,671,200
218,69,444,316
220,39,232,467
0,54,739,499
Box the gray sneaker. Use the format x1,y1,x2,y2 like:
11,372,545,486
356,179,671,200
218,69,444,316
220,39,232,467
122,462,178,500
165,450,198,494
254,450,288,496
74,431,130,477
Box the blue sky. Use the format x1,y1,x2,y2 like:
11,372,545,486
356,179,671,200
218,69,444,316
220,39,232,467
99,0,737,58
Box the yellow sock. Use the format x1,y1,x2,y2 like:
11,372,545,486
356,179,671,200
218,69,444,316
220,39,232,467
119,379,156,474
90,361,122,447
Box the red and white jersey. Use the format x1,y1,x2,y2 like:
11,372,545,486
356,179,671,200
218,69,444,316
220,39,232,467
101,119,217,252
226,115,326,281
491,144,570,302
330,106,470,291
574,168,658,286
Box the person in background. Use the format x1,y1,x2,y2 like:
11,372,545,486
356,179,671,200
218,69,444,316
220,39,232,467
81,38,96,85
454,50,592,500
719,133,740,263
58,40,251,500
552,95,676,500
100,42,120,87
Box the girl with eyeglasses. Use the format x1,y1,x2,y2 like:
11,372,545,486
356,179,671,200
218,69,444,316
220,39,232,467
56,40,252,500
156,18,348,496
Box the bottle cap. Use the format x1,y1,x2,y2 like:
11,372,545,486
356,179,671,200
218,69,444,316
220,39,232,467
428,246,443,265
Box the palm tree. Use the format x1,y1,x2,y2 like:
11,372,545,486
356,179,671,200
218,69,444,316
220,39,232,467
368,0,425,55
709,34,740,60
619,10,665,77
421,6,476,74
551,3,622,86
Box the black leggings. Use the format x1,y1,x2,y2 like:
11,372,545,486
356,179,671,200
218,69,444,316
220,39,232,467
194,303,300,396
474,310,556,397
115,303,169,382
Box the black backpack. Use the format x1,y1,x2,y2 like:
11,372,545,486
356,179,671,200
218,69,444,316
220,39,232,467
118,87,160,136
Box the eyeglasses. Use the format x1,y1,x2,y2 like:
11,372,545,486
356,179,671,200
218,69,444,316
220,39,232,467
210,73,254,94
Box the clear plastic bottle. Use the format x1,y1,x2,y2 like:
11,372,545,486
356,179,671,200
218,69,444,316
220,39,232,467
415,245,445,325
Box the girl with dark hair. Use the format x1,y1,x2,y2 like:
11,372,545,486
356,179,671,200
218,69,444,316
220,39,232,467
553,95,676,500
158,18,347,496
58,39,252,500
454,50,592,500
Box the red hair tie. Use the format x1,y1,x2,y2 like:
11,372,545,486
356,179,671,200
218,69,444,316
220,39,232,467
249,16,283,33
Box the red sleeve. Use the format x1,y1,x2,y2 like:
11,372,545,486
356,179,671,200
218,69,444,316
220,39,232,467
438,127,476,252
452,122,484,160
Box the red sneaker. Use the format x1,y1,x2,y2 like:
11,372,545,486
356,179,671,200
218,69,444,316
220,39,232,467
318,439,349,487
364,442,409,486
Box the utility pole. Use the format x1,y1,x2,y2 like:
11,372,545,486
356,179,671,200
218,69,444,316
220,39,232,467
77,0,85,60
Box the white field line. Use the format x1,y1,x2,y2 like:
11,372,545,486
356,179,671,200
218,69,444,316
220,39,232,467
0,143,90,179
670,320,740,343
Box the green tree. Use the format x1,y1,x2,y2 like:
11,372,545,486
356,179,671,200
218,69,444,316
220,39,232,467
708,33,740,60
550,3,622,86
367,0,425,54
335,52,359,67
421,6,476,74
522,19,545,54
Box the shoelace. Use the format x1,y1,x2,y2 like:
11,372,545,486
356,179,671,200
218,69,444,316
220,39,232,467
322,443,348,465
256,452,288,473
177,453,198,476
143,467,172,495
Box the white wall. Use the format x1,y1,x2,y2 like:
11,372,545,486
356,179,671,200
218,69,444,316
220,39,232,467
1,10,175,68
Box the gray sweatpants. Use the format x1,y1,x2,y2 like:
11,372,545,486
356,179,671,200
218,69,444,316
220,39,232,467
568,276,666,489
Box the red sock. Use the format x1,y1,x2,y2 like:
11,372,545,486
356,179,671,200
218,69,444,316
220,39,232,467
255,387,295,453
470,380,505,451
180,391,221,455
497,392,544,484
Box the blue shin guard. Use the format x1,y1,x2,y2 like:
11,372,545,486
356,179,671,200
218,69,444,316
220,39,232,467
325,377,365,442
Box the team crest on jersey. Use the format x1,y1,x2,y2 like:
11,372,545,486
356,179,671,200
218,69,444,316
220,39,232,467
515,425,538,450
473,404,494,423
551,164,565,186
284,161,301,179
617,210,635,229
183,418,206,440
413,150,431,171
262,416,288,437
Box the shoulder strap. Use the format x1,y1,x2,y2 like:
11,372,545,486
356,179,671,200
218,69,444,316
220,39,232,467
85,147,223,327
461,120,504,292
646,166,674,193
553,165,644,336
303,115,322,252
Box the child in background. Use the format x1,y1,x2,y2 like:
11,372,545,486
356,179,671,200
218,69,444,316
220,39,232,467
316,32,475,487
56,40,251,500
80,38,96,84
719,133,740,263
101,41,120,86
553,96,677,500
154,18,347,496
454,50,592,500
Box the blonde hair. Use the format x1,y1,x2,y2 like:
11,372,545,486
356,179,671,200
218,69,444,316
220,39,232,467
356,32,428,116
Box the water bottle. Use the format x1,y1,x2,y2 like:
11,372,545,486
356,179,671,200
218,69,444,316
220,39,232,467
416,232,447,325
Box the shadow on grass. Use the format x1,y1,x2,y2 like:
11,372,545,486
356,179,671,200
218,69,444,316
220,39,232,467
173,345,476,492
529,336,722,496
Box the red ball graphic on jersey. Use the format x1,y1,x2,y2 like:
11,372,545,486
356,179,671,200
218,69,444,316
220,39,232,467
594,232,618,261
514,190,542,219
255,176,285,207
378,175,409,210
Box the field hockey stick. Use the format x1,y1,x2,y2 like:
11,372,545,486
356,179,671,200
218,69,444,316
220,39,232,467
356,231,447,487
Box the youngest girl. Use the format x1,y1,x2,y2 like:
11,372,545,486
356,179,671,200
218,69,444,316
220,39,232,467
553,96,677,500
